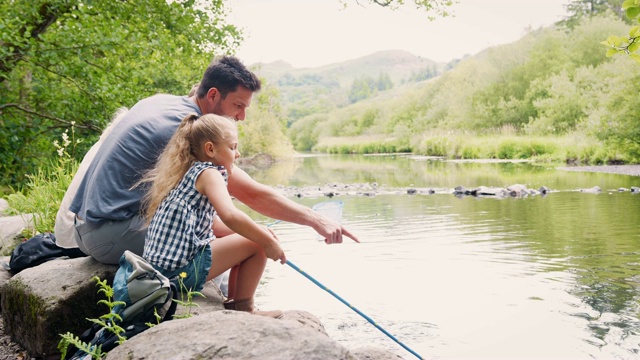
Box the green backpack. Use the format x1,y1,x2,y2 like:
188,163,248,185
66,250,178,359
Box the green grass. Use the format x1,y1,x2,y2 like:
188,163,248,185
5,131,79,236
312,133,630,165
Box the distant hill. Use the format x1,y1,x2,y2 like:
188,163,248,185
247,50,448,125
251,50,443,86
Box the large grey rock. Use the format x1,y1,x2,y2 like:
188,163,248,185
0,198,8,214
173,280,225,318
0,257,11,310
106,310,356,360
1,257,117,358
0,214,34,256
279,309,328,336
0,255,396,360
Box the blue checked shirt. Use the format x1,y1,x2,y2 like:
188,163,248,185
144,161,227,271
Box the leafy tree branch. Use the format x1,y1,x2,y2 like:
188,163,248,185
601,0,640,61
347,0,456,18
0,103,100,131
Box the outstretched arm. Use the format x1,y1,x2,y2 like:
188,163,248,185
198,168,286,264
228,167,359,244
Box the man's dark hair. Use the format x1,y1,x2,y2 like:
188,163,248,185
197,55,261,99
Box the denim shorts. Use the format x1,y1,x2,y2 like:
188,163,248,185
153,244,212,293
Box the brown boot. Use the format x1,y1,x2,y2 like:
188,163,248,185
223,298,283,319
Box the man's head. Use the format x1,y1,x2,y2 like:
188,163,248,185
195,56,261,121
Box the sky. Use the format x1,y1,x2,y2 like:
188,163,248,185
226,0,571,68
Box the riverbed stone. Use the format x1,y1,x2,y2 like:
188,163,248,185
580,186,601,193
507,184,528,196
538,186,551,194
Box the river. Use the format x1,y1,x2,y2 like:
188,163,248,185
240,154,640,359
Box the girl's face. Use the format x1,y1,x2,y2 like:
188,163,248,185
205,125,240,172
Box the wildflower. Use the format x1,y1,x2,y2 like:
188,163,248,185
62,130,71,147
179,272,187,279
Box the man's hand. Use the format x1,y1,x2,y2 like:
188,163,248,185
315,216,360,244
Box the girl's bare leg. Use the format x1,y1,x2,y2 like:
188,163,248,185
227,265,239,300
208,234,267,301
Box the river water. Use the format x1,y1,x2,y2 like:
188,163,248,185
240,154,640,359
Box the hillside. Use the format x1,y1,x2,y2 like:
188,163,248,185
251,50,443,86
247,50,447,124
284,15,640,165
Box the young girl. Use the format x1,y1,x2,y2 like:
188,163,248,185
140,113,286,318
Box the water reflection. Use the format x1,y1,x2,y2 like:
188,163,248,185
242,155,640,359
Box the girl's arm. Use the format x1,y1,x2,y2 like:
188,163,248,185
196,168,286,264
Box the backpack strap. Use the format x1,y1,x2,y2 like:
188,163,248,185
164,281,179,321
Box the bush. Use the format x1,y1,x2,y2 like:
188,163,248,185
6,130,78,235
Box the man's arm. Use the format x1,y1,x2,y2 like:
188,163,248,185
228,167,359,244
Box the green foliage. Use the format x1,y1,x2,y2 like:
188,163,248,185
348,75,376,103
342,0,456,19
560,0,628,29
601,0,640,62
58,273,204,359
288,14,639,165
6,129,78,234
0,0,241,188
289,113,325,151
411,134,604,163
407,64,439,82
58,276,126,360
317,138,410,154
171,272,203,319
348,72,394,103
584,59,640,159
240,79,294,158
377,72,394,91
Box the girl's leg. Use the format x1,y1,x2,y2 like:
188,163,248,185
208,234,266,301
227,265,239,300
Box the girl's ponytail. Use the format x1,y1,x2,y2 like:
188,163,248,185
140,113,201,223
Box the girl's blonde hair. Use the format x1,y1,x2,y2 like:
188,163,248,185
140,113,237,223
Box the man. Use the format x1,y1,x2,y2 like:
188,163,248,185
70,55,358,265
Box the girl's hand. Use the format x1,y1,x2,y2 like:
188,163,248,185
265,239,286,264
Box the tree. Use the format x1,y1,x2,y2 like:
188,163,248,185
560,0,627,29
239,79,293,158
377,72,393,91
0,0,241,187
601,0,640,62
344,0,456,19
348,76,375,103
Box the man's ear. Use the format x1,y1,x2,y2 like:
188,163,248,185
207,87,219,103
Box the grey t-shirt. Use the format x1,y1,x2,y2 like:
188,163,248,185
70,94,201,224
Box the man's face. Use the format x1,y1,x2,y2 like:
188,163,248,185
210,86,253,121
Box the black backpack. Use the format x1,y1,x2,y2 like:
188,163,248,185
2,233,87,274
65,251,178,359
3,233,65,273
